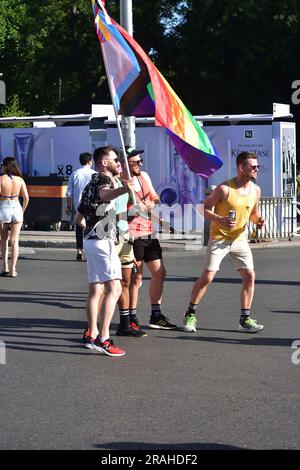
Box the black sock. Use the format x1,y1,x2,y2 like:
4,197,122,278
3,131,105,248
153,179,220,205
186,302,198,316
119,309,130,327
151,304,162,317
240,309,250,324
129,308,137,320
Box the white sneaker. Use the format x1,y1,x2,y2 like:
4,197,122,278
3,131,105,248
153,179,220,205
183,313,197,332
238,318,264,333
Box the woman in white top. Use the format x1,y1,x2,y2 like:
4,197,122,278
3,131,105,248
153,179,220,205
0,157,29,277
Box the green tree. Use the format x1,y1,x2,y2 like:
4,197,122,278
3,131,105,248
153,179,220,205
1,0,300,126
0,0,179,116
0,0,176,115
0,1,115,115
163,0,300,116
0,95,30,127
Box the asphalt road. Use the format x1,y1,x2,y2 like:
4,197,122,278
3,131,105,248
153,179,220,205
0,246,299,450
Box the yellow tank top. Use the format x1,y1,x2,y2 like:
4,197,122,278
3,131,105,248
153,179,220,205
210,179,257,240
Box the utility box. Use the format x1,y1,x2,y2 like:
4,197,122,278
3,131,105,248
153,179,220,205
24,176,70,225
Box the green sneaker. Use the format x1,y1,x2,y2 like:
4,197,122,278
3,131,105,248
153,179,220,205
238,318,264,333
183,312,197,332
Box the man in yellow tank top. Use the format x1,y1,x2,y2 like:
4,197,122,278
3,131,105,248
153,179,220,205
183,152,265,333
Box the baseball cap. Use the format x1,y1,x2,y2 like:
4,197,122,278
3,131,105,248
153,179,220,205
125,145,144,158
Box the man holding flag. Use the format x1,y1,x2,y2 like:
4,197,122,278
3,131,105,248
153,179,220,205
76,146,135,357
124,146,177,330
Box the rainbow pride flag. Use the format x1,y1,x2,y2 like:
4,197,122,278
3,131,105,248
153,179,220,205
92,1,140,110
92,0,222,178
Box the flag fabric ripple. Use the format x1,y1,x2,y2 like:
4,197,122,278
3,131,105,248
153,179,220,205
92,0,222,178
92,0,140,111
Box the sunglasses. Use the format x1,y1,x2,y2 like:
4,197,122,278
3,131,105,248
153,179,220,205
129,159,143,166
105,157,120,163
249,165,260,170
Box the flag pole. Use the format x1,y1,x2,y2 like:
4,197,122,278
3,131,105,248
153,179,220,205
120,0,136,151
96,1,133,187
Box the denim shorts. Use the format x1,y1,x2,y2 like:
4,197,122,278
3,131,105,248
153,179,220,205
0,199,23,224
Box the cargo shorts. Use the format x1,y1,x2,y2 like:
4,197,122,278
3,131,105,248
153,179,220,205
204,237,254,272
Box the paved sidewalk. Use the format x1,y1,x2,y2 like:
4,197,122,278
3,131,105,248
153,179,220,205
19,229,300,251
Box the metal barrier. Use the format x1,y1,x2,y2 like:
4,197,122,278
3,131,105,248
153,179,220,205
247,197,295,242
292,200,300,236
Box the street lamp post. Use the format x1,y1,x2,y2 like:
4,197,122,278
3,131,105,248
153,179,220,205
0,73,6,105
120,0,136,149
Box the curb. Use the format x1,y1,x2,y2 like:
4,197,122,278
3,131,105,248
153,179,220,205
18,238,300,252
20,240,76,249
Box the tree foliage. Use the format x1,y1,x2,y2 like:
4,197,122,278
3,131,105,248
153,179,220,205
162,0,300,116
0,0,116,115
0,95,30,127
0,0,299,124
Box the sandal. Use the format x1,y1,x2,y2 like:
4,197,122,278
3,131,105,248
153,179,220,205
0,271,10,277
10,269,18,278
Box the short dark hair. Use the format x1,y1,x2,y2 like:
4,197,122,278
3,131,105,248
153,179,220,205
93,146,119,166
236,151,257,167
79,152,92,166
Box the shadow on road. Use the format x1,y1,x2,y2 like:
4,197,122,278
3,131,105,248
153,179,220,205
155,275,300,286
170,334,293,347
19,255,83,264
0,317,89,355
94,441,245,450
271,310,300,314
0,316,84,331
0,317,294,354
0,289,85,309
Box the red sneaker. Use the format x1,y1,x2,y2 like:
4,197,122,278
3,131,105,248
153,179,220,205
130,319,147,337
92,337,125,357
82,328,90,340
82,328,95,349
82,325,99,341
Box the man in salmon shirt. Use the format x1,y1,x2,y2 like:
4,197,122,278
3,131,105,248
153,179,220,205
124,146,177,331
183,151,265,334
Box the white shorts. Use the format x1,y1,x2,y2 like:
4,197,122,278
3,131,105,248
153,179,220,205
0,199,23,223
204,237,254,272
83,239,122,284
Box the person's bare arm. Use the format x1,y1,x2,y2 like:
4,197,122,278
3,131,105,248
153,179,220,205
204,184,235,228
99,179,135,201
250,186,265,228
20,180,29,212
74,211,86,229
